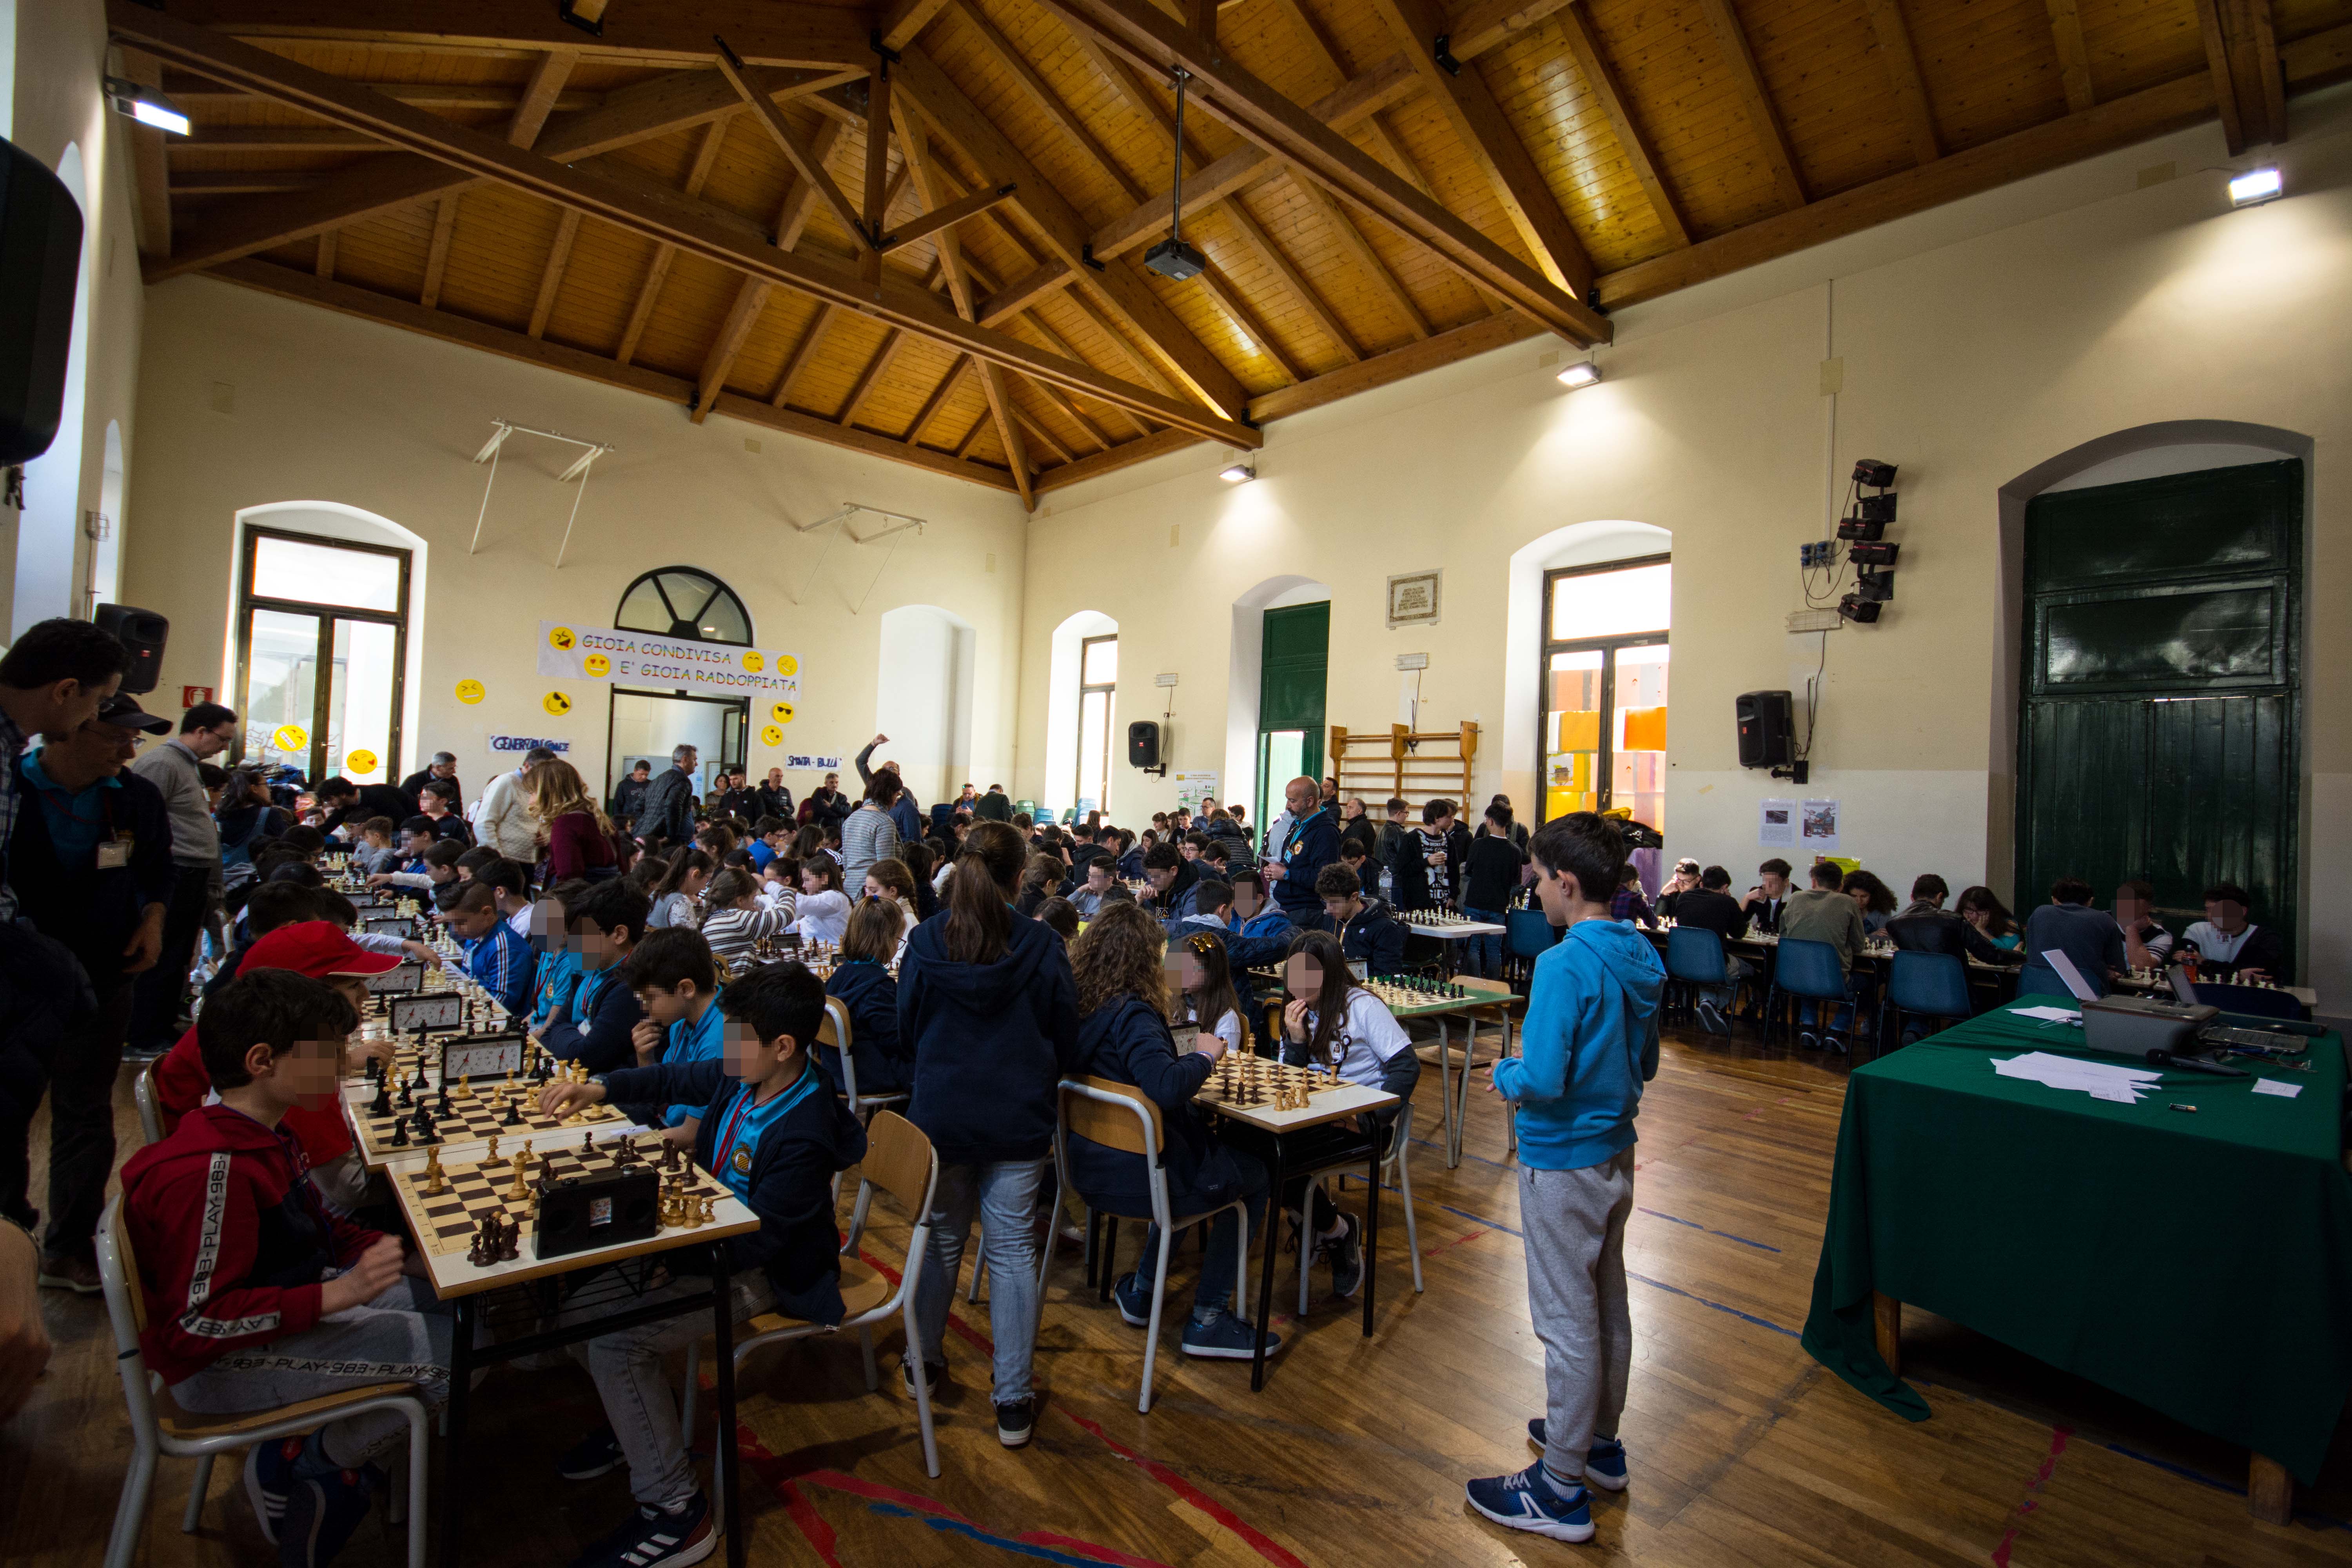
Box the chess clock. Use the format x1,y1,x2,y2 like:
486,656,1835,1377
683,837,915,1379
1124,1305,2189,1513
364,914,416,940
365,960,425,995
443,1031,526,1080
535,1165,661,1259
389,992,463,1036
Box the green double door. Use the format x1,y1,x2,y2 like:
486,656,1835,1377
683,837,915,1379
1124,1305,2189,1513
2016,459,2301,956
1256,602,1328,835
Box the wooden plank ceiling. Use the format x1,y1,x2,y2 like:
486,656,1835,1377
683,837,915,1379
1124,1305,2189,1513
117,0,2352,505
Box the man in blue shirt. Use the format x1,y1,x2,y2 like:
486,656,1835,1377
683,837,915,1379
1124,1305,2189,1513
2018,877,2127,998
1268,775,1339,923
10,695,175,1291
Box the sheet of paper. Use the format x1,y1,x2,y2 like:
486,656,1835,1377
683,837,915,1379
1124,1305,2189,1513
2012,1005,2081,1023
2252,1078,2304,1099
1991,1051,2159,1102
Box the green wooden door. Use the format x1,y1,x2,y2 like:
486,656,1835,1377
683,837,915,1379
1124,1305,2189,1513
1258,602,1329,831
2017,460,2300,951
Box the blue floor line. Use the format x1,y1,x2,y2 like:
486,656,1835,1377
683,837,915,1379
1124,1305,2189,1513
1634,1205,1784,1254
866,1502,1138,1565
1623,1269,1804,1339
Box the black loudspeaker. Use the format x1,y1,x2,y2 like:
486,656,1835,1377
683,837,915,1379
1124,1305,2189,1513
1736,690,1794,769
96,604,169,695
1127,720,1161,769
0,138,85,466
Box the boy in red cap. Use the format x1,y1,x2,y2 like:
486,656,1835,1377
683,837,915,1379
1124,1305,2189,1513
152,921,401,1213
123,968,450,1567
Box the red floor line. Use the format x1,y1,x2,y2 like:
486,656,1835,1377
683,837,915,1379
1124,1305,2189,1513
859,1247,996,1353
772,1477,846,1568
1989,1425,2074,1567
796,1468,1176,1568
1060,1410,1310,1568
1422,1227,1492,1261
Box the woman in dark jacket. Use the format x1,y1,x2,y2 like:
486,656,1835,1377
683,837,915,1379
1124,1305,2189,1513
897,819,1082,1446
1067,904,1277,1362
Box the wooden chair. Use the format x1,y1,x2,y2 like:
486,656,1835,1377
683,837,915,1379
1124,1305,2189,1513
823,998,907,1123
1047,1076,1254,1413
95,1197,432,1568
133,1063,164,1146
684,1110,942,1479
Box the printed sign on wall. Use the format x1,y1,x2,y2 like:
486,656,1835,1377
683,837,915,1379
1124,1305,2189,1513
538,621,802,702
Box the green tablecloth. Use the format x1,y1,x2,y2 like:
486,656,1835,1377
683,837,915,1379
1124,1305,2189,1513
1802,1000,2352,1483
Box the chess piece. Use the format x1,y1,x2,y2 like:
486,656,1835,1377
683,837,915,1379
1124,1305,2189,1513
457,1073,472,1099
423,1145,445,1195
468,1213,497,1267
495,1210,521,1261
390,1114,410,1148
435,1078,452,1118
661,1141,680,1175
395,1073,414,1110
368,1075,394,1119
695,1194,716,1225
485,1131,501,1164
615,1138,639,1165
506,1149,530,1203
582,1130,595,1157
501,1091,523,1127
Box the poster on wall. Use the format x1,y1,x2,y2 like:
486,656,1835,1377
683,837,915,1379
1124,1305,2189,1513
488,734,573,756
537,621,802,703
781,754,843,772
1758,798,1797,848
1800,798,1841,853
1173,771,1219,812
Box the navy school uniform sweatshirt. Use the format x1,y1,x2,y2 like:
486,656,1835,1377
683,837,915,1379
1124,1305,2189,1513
1314,895,1409,976
542,962,643,1074
821,959,914,1098
597,1056,866,1322
897,908,1084,1165
1067,995,1249,1217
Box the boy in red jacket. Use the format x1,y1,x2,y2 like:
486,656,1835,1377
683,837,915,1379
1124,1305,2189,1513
122,968,449,1568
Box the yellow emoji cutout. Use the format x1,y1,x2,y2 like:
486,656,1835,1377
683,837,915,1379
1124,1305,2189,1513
769,701,794,724
455,680,486,705
742,651,765,673
548,626,577,651
345,749,379,776
271,725,309,752
543,691,572,717
759,725,783,746
584,653,611,677
775,655,798,676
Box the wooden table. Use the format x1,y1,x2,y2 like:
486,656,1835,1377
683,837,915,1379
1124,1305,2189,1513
377,1131,760,1568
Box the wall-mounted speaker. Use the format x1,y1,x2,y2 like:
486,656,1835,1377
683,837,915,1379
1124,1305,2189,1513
96,604,169,695
0,138,85,466
1735,690,1793,769
1127,720,1161,769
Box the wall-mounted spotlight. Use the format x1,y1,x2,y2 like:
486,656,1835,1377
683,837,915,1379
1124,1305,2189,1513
1556,358,1601,389
2229,166,2283,208
1219,460,1255,483
104,77,189,136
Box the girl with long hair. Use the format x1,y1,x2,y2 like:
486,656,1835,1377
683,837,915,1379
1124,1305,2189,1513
1276,928,1420,1299
698,867,788,963
1956,885,2021,949
788,855,852,946
647,849,712,930
1065,903,1278,1361
898,818,1081,1445
1173,929,1247,1056
525,758,617,882
819,895,913,1098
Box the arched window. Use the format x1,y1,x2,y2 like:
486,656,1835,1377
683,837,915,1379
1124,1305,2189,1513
615,567,752,645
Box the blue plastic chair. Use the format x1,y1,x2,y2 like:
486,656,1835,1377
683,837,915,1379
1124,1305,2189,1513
1768,938,1852,1053
1664,926,1735,1029
2015,964,2084,1000
1887,951,1972,1045
1504,908,1561,991
2189,982,2309,1021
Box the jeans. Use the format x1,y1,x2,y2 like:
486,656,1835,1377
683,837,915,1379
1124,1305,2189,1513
1699,955,1753,1013
129,864,213,1053
913,1158,1047,1404
570,1270,775,1508
1135,1149,1269,1319
1462,907,1506,978
1520,1151,1634,1481
42,976,136,1260
172,1277,458,1470
1798,971,1877,1034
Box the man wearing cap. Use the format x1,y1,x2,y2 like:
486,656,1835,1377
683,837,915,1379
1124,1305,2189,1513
152,921,403,1217
127,700,240,1056
4,696,175,1290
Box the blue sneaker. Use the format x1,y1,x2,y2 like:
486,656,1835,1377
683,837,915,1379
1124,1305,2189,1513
1524,1421,1630,1492
245,1437,301,1544
1180,1308,1281,1360
570,1492,714,1568
279,1462,379,1568
1465,1460,1593,1543
1111,1270,1152,1328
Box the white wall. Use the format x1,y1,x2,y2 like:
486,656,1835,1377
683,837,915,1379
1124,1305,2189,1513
121,276,1028,804
1016,88,2352,1011
875,603,975,807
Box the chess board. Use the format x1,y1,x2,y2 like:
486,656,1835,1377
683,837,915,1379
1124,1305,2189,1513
1361,978,1481,1011
396,1133,728,1258
350,1078,624,1161
1194,1054,1347,1114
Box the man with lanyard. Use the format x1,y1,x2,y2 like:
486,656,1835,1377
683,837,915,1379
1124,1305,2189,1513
126,701,237,1057
11,695,174,1292
1268,775,1341,924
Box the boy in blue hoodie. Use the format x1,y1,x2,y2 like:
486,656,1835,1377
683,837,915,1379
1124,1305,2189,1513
544,880,649,1074
1466,812,1662,1546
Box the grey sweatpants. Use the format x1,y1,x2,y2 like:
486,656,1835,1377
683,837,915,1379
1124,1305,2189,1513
171,1277,454,1470
1520,1150,1634,1480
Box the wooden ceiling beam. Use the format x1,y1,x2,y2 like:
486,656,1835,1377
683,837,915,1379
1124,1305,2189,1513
1218,189,1362,361
418,195,458,308
772,304,841,406
1011,401,1076,466
1555,0,1688,247
506,48,577,146
1042,0,1606,342
163,79,602,112
1367,0,1593,295
1032,426,1202,493
2044,0,2096,114
902,354,973,445
1446,0,1579,60
209,256,1018,492
615,118,730,365
1694,0,1808,210
1282,168,1431,338
881,181,1016,253
880,0,954,52
170,126,387,154
313,229,336,279
2195,0,2249,153
838,330,912,427
951,407,994,461
952,0,1144,203
113,3,1257,447
1859,0,1940,165
1007,306,1155,439
1194,258,1301,384
2239,0,2289,144
693,117,848,419
976,261,1075,326
1025,375,1115,452
894,42,1255,423
716,43,873,250
164,0,876,70
153,62,857,280
170,172,327,196
525,211,580,337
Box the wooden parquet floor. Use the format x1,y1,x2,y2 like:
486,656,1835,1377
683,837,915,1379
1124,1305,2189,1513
10,1022,2352,1566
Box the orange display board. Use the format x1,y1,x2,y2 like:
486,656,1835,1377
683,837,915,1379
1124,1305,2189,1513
1621,705,1668,753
